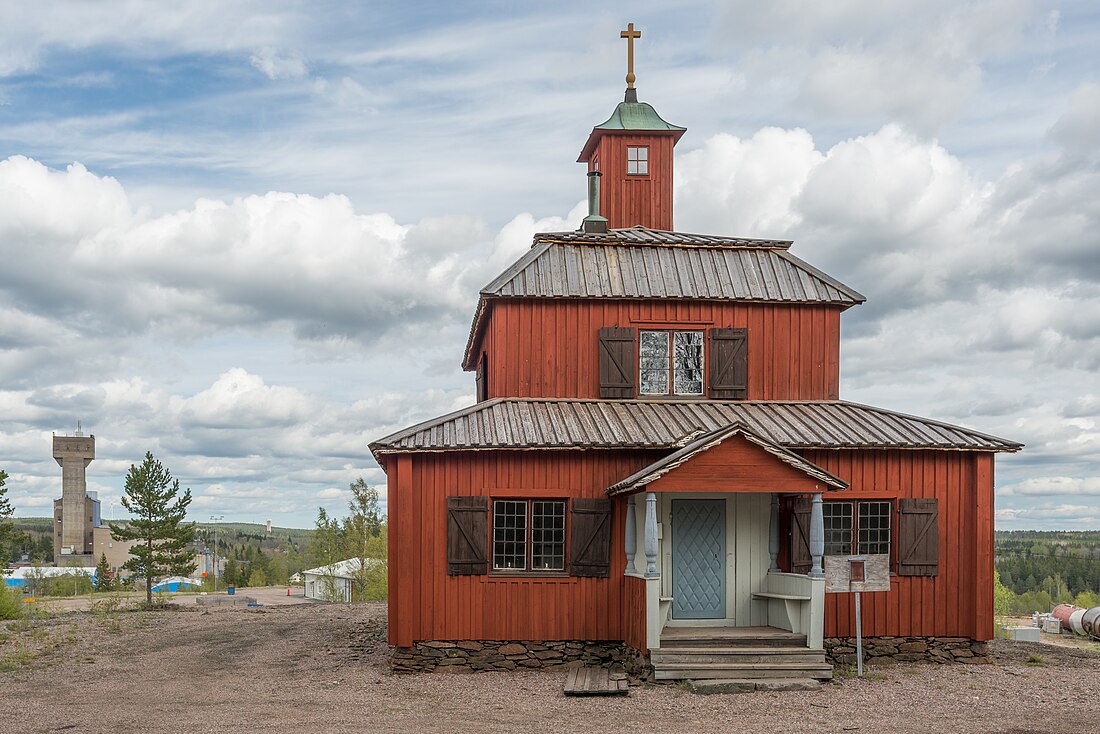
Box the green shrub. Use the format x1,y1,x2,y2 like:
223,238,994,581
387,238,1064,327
0,583,24,620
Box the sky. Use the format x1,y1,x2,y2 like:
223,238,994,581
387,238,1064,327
1,1,1098,530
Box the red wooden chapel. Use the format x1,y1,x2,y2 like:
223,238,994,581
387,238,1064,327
372,24,1021,680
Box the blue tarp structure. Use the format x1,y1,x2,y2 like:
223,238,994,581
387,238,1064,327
150,576,203,593
3,566,95,588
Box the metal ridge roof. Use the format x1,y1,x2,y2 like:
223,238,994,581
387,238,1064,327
460,227,865,370
370,398,1024,460
480,241,864,303
532,226,792,248
605,422,849,495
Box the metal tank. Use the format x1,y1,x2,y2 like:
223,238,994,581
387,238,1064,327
1082,606,1100,639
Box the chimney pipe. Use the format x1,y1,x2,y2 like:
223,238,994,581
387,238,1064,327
581,170,608,233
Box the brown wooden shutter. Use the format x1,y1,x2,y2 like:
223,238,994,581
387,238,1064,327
569,498,612,577
790,497,812,574
475,353,488,402
709,328,748,399
599,327,635,398
447,496,488,575
898,498,939,576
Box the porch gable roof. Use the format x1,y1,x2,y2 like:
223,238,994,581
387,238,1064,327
606,423,849,496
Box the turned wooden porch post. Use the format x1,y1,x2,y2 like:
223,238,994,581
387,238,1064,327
809,492,825,578
624,495,637,575
644,491,659,578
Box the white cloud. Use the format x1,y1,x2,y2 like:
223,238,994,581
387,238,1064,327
1000,477,1100,497
249,47,308,80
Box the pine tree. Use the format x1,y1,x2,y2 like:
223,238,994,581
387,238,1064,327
94,553,114,592
0,470,14,554
110,452,197,605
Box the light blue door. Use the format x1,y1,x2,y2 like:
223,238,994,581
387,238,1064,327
671,499,726,619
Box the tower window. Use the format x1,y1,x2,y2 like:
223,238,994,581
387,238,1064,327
627,146,648,175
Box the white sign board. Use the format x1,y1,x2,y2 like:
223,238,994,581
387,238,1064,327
824,554,890,593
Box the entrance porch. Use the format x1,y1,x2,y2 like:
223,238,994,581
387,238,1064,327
608,424,847,683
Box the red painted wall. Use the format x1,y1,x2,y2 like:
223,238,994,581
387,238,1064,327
797,449,996,641
478,299,842,401
649,434,836,494
589,133,677,230
387,449,663,648
387,447,995,646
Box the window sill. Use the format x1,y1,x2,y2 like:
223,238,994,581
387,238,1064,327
636,394,709,401
484,573,576,583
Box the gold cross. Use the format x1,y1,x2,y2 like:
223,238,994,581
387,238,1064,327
620,22,641,89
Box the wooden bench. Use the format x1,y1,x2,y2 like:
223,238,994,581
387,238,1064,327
751,592,811,601
751,591,812,635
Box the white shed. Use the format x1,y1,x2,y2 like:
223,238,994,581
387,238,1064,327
303,558,382,602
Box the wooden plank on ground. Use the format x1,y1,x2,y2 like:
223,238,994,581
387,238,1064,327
563,666,629,697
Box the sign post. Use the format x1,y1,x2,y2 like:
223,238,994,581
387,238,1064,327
825,554,890,678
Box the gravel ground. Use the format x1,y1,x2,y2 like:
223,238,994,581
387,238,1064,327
2,602,1098,734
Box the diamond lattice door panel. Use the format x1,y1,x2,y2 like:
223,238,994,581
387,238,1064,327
671,499,726,619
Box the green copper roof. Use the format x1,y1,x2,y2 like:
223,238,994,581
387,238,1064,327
594,101,685,132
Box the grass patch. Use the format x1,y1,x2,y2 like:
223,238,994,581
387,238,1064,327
1026,653,1045,666
0,648,37,672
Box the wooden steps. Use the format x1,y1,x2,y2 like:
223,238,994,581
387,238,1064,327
653,626,832,687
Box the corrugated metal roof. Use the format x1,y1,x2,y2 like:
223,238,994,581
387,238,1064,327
479,227,864,305
534,227,792,248
370,399,1023,458
605,423,849,495
462,227,864,370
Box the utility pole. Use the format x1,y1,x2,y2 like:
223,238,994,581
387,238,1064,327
210,515,224,592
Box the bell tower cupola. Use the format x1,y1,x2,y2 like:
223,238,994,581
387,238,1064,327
577,23,686,231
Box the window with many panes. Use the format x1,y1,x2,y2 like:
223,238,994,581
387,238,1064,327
639,330,704,396
823,501,892,556
627,146,648,175
492,499,566,572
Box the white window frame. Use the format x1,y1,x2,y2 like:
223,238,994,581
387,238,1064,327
638,329,705,396
491,499,567,572
627,146,648,175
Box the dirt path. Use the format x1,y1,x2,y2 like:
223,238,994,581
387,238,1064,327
2,603,1098,734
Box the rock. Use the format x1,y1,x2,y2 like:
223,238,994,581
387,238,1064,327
689,679,756,694
420,641,457,649
951,648,974,658
499,643,527,655
457,641,483,651
755,679,821,692
532,650,563,660
899,641,928,652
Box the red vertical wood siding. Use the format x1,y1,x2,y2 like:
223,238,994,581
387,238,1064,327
799,449,996,641
387,449,661,647
621,574,648,653
482,300,842,401
648,434,836,494
389,445,996,645
592,133,676,230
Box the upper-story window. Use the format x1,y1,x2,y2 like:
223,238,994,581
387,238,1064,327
598,326,746,400
627,146,648,175
639,330,703,395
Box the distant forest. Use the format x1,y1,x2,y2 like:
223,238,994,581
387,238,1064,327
994,530,1100,614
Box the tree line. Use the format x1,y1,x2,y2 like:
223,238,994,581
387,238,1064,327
994,530,1100,616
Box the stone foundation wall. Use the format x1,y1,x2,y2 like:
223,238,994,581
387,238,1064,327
392,640,650,679
825,636,989,665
